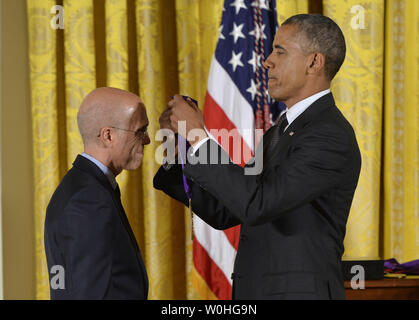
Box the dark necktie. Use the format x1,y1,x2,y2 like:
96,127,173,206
275,112,289,133
261,112,288,170
263,112,288,152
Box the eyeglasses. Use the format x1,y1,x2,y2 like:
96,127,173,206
97,126,148,140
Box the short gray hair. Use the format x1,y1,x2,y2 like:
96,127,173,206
282,14,346,80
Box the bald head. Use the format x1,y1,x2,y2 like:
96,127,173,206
77,87,143,146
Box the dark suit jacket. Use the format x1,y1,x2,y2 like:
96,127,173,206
154,93,361,300
44,155,148,299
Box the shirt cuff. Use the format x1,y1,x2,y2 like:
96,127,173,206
190,137,210,155
190,126,223,155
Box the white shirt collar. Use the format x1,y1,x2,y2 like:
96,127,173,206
81,152,117,190
282,88,331,131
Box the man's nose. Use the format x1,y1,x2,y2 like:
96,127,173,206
143,133,151,145
263,54,272,69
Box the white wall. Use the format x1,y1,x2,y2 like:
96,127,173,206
1,0,35,299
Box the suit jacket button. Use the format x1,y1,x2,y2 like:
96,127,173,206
231,273,242,280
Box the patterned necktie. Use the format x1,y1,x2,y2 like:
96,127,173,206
275,111,289,133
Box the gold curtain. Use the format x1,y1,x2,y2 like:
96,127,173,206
27,0,418,300
323,0,385,259
277,0,308,24
27,0,60,299
324,0,419,262
383,0,419,263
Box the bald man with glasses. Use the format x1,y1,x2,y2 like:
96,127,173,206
44,87,150,299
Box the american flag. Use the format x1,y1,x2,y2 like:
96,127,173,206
193,0,284,299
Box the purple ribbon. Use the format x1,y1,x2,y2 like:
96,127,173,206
384,258,419,275
178,134,191,199
174,95,198,200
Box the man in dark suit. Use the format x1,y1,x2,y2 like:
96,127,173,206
154,14,361,299
45,87,150,299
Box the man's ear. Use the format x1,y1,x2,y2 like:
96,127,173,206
98,127,113,146
306,52,325,76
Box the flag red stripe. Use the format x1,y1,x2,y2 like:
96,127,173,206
223,225,241,251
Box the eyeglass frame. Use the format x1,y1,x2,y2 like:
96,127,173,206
97,126,149,140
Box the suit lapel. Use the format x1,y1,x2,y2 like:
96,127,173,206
112,189,150,293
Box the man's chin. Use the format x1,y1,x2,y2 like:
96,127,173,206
133,158,143,169
267,89,282,101
125,157,143,171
